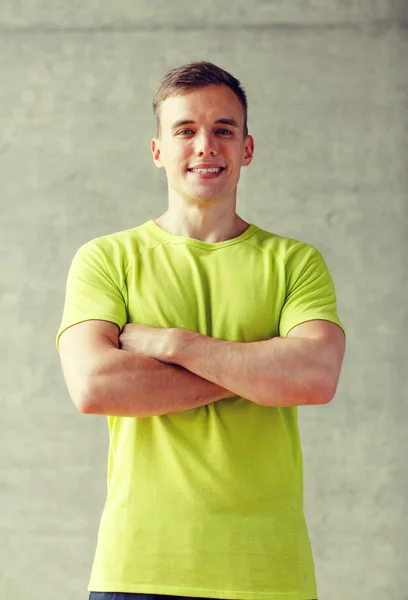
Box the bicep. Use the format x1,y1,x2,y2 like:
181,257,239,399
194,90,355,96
58,320,120,412
287,319,346,381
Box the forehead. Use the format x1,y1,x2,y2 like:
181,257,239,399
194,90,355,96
160,85,244,127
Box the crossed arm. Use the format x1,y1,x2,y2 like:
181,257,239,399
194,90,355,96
116,319,346,408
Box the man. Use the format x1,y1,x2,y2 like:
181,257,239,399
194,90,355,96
57,61,346,600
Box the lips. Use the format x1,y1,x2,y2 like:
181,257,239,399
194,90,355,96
187,167,226,179
188,167,225,172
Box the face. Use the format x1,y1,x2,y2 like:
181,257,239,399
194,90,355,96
151,85,254,206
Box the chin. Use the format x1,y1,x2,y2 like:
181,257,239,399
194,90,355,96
190,185,226,198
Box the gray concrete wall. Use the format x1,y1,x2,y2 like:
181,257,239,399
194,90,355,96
1,2,406,599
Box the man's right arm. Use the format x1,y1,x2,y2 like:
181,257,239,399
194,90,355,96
58,320,234,417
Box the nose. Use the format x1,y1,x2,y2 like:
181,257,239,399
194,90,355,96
194,131,218,157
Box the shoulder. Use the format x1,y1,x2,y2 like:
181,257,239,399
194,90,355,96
249,224,320,264
73,221,154,268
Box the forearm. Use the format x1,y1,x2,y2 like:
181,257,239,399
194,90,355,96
170,331,334,407
84,348,234,417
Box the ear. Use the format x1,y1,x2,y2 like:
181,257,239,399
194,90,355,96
242,135,254,167
151,138,165,169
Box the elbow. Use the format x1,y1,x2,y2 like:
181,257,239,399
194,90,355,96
306,360,341,405
76,397,96,414
317,376,339,405
319,349,344,404
292,379,339,406
301,384,334,406
74,376,101,414
258,382,337,407
74,393,95,415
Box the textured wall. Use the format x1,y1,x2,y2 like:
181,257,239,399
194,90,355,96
1,2,407,599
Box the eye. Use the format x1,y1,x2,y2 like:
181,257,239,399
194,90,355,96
176,128,233,137
177,129,193,136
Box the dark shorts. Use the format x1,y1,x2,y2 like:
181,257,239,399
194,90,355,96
89,595,317,600
89,596,220,600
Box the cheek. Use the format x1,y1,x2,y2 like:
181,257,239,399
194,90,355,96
173,148,188,167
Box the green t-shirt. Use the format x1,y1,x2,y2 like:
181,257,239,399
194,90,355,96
56,220,345,600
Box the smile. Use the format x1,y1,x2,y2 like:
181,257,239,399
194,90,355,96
187,167,225,179
189,167,224,174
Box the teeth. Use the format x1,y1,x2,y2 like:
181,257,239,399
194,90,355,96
190,168,222,173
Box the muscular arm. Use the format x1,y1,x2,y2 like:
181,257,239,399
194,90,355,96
167,320,346,407
58,320,234,418
87,349,234,417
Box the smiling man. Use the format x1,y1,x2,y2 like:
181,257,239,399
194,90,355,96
56,61,346,600
150,83,253,242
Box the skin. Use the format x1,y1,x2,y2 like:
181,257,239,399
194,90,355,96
150,84,255,243
120,84,256,361
117,85,346,402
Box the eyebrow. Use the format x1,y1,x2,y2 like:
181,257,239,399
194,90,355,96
171,118,239,130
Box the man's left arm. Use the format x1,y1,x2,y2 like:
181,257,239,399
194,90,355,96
166,319,346,407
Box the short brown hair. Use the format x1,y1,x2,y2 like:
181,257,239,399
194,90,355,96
152,61,249,139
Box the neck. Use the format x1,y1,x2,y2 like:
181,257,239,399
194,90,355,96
154,211,250,243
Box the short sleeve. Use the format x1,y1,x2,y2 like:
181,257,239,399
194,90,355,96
56,239,128,350
279,243,345,338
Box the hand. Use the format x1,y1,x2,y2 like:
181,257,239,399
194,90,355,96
119,323,174,362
